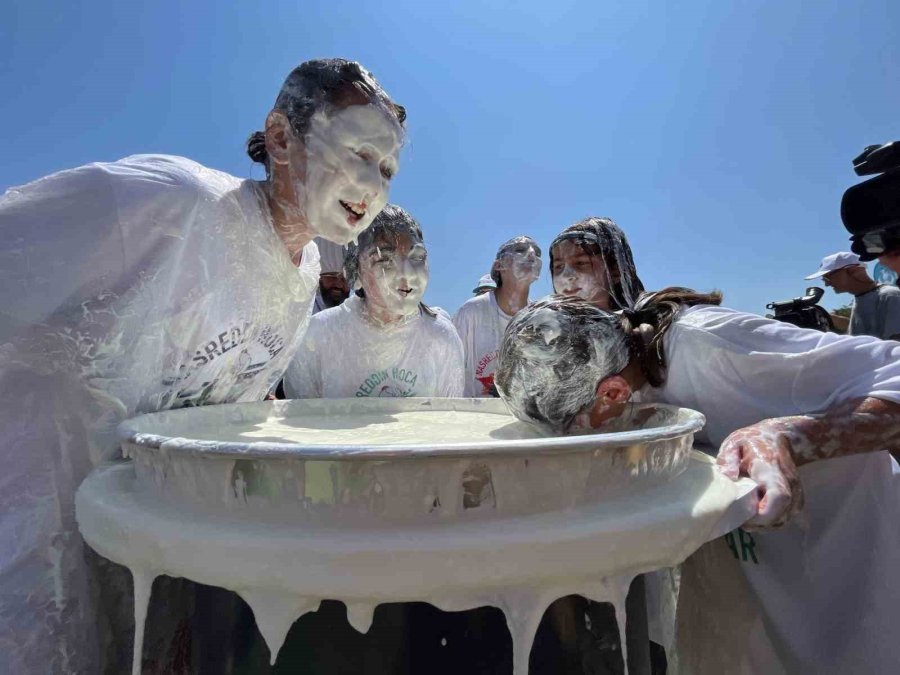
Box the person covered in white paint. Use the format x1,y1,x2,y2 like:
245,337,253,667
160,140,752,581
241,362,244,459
0,58,406,672
313,237,351,313
284,204,464,399
496,291,900,674
550,216,644,310
452,236,542,396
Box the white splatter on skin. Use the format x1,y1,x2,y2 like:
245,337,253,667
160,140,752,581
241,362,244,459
493,242,541,315
495,245,541,287
263,104,403,263
551,240,615,309
358,232,428,325
716,397,900,529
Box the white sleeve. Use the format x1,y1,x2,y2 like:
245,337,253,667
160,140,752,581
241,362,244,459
792,331,900,408
436,324,466,397
673,309,900,412
0,164,126,336
282,324,324,398
451,305,477,397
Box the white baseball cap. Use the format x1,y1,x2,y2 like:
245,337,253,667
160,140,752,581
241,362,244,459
473,274,496,293
804,251,863,279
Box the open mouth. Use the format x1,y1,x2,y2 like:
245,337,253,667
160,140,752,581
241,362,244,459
397,288,414,297
339,200,367,223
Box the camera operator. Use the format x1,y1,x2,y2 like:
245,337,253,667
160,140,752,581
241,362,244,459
805,251,900,340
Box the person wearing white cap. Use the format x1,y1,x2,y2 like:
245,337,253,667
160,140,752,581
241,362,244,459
472,273,496,296
453,236,542,396
313,237,350,313
806,251,900,339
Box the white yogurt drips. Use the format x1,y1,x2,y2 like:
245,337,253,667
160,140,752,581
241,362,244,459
79,456,755,673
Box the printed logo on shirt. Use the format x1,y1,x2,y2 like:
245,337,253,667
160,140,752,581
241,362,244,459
355,367,419,398
724,528,759,564
474,349,499,396
189,321,286,368
160,321,288,407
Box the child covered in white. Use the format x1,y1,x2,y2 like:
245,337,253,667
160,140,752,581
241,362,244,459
453,236,541,396
284,204,464,398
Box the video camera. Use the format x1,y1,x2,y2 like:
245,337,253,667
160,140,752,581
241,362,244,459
766,287,835,332
842,141,900,260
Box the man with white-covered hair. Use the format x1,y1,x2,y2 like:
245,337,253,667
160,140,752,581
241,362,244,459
453,236,542,396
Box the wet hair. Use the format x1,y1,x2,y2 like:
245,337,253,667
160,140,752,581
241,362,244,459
343,204,436,318
246,58,407,172
491,235,542,288
495,287,722,433
548,217,644,309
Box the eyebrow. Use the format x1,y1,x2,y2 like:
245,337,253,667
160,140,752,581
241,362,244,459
367,244,397,257
554,252,593,263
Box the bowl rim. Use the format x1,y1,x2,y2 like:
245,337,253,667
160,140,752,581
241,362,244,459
118,398,705,461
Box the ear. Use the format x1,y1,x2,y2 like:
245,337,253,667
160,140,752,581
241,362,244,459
264,110,294,166
595,375,632,405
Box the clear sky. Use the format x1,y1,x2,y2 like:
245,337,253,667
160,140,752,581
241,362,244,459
3,0,899,314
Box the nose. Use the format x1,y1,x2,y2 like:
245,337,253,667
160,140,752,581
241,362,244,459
559,264,576,281
351,160,383,202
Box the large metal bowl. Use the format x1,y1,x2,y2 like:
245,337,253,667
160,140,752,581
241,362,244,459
119,398,704,526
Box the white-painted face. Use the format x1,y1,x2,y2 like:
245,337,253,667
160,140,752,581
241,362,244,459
551,240,612,309
288,105,402,245
359,233,429,319
497,242,541,286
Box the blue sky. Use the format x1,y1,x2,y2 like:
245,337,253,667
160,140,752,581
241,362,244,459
3,0,899,313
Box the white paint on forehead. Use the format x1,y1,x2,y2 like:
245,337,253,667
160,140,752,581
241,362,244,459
361,237,429,321
498,245,542,285
307,105,402,167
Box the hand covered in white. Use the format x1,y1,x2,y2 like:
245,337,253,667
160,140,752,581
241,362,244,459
716,420,806,530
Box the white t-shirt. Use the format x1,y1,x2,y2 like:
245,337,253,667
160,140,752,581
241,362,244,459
642,306,900,674
283,294,465,399
452,291,514,397
0,155,320,672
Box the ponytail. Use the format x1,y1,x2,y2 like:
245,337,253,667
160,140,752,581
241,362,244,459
620,287,722,387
